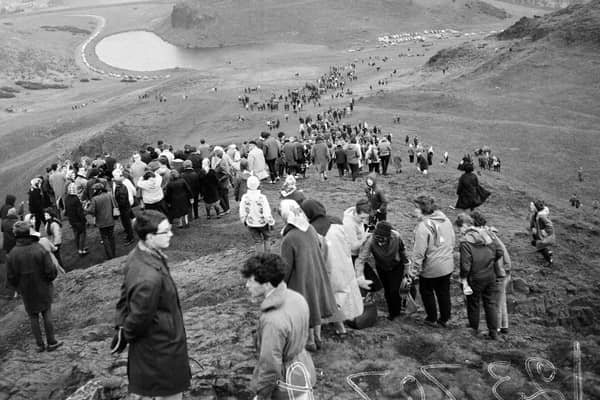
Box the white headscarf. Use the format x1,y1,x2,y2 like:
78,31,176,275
279,199,310,233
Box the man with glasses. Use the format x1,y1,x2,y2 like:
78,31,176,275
115,210,191,400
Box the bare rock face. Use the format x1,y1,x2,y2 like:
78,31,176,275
170,2,216,30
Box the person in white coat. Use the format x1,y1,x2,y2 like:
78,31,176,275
247,141,269,180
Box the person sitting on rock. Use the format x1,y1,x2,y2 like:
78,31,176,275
242,253,316,399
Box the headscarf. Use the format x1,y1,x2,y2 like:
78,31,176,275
279,199,310,233
67,183,78,195
281,175,297,197
247,175,260,191
30,177,42,189
202,158,211,173
300,199,342,236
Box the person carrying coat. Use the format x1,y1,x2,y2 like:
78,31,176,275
7,221,62,352
455,162,490,210
242,253,316,400
529,200,555,267
279,199,337,352
115,210,191,399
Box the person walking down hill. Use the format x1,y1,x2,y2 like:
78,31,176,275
239,176,275,254
302,199,363,335
137,171,167,216
458,211,504,340
345,139,361,182
86,183,116,260
29,178,49,232
114,210,191,399
214,149,232,215
311,136,331,181
416,152,429,175
366,144,380,174
334,144,347,177
241,254,316,400
233,159,252,202
7,221,62,352
263,133,281,184
455,162,490,211
43,208,63,268
279,199,337,352
165,170,193,229
181,160,201,221
64,183,88,256
199,159,224,219
529,200,555,267
377,137,392,175
1,208,19,256
112,170,135,245
365,174,387,227
247,141,269,181
409,195,455,328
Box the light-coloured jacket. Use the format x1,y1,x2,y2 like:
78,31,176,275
411,210,455,278
239,189,275,228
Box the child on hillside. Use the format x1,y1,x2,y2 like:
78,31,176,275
233,159,252,202
239,176,275,254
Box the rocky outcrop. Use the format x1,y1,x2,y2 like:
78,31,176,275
170,2,216,30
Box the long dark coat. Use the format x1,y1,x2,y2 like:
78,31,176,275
280,225,337,328
64,194,87,232
115,245,190,397
165,177,192,218
1,214,18,253
181,169,201,198
456,171,489,210
7,237,57,314
198,170,220,204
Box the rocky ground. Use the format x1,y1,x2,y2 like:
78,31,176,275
0,0,599,399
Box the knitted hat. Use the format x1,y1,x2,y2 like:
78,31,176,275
373,221,392,238
13,221,31,238
247,175,260,190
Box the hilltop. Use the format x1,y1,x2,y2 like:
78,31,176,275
157,0,511,48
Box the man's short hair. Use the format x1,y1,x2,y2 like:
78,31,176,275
355,199,371,215
13,221,31,238
414,194,437,215
241,253,286,287
470,210,487,227
134,210,167,240
455,212,473,228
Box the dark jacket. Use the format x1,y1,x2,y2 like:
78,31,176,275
181,169,201,198
7,237,57,314
365,175,387,214
87,192,115,228
187,153,204,172
334,147,347,165
28,188,46,214
456,171,490,210
1,214,18,253
459,227,503,283
199,170,221,204
0,194,16,219
64,194,87,232
262,137,280,161
113,182,131,210
165,177,192,218
115,245,191,397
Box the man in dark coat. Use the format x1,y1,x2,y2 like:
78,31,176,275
262,133,281,183
456,162,490,211
7,221,62,352
181,160,201,220
28,178,48,232
86,183,116,259
334,144,347,177
0,194,18,219
2,208,19,255
64,184,88,256
115,210,191,399
165,170,193,228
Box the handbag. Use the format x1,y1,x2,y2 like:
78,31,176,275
347,293,378,330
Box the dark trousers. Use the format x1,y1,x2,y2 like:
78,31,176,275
376,265,404,318
368,163,380,173
29,308,57,347
286,164,297,176
337,163,346,177
409,155,414,163
53,245,63,268
189,196,199,219
380,155,390,175
219,187,230,212
467,278,500,333
349,163,359,181
419,273,452,323
266,158,277,181
145,199,168,216
73,226,86,251
99,226,115,259
277,159,286,178
119,207,134,241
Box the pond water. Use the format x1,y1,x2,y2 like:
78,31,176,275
95,30,327,72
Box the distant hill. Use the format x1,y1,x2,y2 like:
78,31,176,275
156,0,511,48
494,0,590,9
